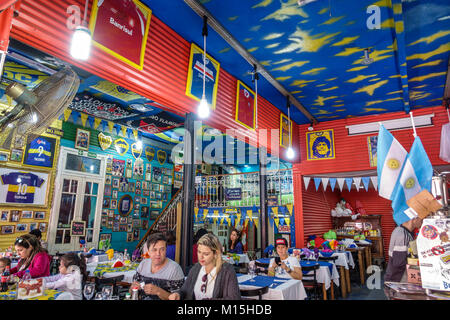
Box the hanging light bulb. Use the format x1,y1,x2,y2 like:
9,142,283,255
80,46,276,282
197,16,210,119
136,139,143,151
70,0,91,60
286,146,295,159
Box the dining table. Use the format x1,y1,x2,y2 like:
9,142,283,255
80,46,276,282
345,247,366,286
319,250,355,298
237,273,307,300
86,261,139,283
0,288,73,300
222,253,250,264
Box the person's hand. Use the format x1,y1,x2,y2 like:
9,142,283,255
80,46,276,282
280,262,290,273
143,283,160,296
129,281,140,293
168,292,180,300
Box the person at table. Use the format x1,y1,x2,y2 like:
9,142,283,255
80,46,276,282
168,233,241,300
165,230,176,261
192,228,208,264
227,228,243,254
385,216,423,282
0,257,11,274
10,234,51,279
130,232,184,300
268,238,302,280
44,252,87,300
29,229,48,250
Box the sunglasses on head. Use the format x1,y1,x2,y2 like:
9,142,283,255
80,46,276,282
15,237,30,246
201,273,208,293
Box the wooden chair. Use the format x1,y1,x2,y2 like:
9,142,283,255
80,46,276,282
240,286,269,300
301,264,321,300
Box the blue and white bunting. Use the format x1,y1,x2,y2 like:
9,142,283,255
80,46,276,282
329,178,337,191
314,178,322,191
377,124,408,200
362,177,370,191
345,177,353,191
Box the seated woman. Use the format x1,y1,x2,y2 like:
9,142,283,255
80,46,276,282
227,228,243,254
168,233,241,300
44,252,87,300
268,238,302,280
11,234,51,279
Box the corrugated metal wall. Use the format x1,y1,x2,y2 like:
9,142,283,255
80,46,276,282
301,181,341,244
9,0,294,160
341,189,395,262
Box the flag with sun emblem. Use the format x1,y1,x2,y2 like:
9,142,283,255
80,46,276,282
391,136,433,225
377,124,408,200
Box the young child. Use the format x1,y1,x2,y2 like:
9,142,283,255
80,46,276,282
44,253,87,300
0,257,11,274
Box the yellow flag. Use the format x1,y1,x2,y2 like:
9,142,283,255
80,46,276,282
133,129,138,140
247,210,253,222
94,118,102,130
64,108,72,122
254,219,259,229
213,217,217,224
121,126,127,137
272,207,279,219
80,113,88,127
274,217,279,228
108,121,114,133
244,219,249,228
194,208,199,220
235,214,241,227
286,204,294,216
203,209,208,220
285,217,290,226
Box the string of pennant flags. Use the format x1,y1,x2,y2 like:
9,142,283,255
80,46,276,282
62,108,141,141
303,176,378,192
194,204,294,229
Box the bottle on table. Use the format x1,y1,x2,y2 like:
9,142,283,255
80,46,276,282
125,292,131,300
1,270,8,292
131,288,139,300
4,266,10,283
22,270,32,281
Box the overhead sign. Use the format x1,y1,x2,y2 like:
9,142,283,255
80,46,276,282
225,188,242,201
70,93,136,121
89,0,152,70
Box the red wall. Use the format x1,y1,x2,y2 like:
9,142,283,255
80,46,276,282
9,0,300,161
302,181,341,244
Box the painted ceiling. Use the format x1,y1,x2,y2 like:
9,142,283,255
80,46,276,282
143,0,450,124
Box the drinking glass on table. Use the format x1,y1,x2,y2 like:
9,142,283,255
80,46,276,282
248,263,256,281
83,283,95,300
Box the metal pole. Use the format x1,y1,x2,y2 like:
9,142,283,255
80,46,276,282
259,146,268,256
180,112,195,272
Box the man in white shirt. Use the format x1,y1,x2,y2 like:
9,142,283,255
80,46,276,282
268,238,302,280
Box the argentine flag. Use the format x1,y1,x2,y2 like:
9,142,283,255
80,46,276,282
391,136,433,225
377,124,408,200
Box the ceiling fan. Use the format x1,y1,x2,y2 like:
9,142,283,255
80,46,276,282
0,66,80,149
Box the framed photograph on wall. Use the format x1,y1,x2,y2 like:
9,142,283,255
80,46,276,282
29,223,37,231
127,233,133,242
141,206,149,218
0,210,9,221
10,148,23,162
112,190,118,199
111,200,118,209
100,233,111,242
105,175,112,185
10,210,20,222
1,225,15,235
141,197,148,205
16,224,28,232
38,223,47,233
103,197,111,209
75,128,90,151
150,210,159,220
142,219,148,230
104,185,112,197
21,211,33,219
0,151,9,162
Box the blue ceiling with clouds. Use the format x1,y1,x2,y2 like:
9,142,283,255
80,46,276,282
143,0,450,124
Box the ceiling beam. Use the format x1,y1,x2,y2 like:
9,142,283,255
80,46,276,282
183,0,317,124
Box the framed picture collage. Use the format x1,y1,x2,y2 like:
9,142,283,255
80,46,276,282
100,155,174,242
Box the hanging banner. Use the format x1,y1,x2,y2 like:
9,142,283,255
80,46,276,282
157,150,167,165
185,42,220,110
345,177,353,191
131,142,142,159
337,178,346,192
306,129,335,160
145,147,155,162
329,178,337,191
354,177,362,191
370,176,378,191
23,135,57,169
321,178,329,190
314,178,321,191
89,0,152,70
98,133,113,150
362,177,370,191
286,204,293,216
280,113,292,149
114,138,129,156
235,80,256,130
368,136,378,167
303,176,311,190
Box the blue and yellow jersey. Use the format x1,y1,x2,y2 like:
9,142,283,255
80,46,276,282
0,171,45,204
25,137,52,167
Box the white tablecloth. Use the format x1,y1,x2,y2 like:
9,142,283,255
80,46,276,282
237,274,306,300
86,262,137,283
319,251,355,270
55,291,75,300
304,263,339,290
222,253,250,264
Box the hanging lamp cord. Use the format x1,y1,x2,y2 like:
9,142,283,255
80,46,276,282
202,16,208,98
253,64,259,129
287,96,291,148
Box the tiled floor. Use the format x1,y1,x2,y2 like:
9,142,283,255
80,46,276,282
337,271,388,300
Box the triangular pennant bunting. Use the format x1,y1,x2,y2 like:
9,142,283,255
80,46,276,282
345,177,353,191
321,178,329,190
370,176,378,191
286,204,293,216
94,117,102,130
353,177,362,191
108,121,114,133
362,177,370,191
80,113,88,127
314,177,322,191
337,178,346,192
303,177,311,190
329,178,337,191
88,116,94,129
64,108,72,122
71,111,80,124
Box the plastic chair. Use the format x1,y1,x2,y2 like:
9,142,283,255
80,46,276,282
240,286,269,300
301,264,321,300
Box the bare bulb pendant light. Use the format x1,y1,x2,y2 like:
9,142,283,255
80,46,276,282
197,16,210,119
286,97,295,160
70,0,92,60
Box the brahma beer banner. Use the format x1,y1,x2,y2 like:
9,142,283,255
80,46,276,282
89,0,152,70
185,43,220,110
235,80,256,130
